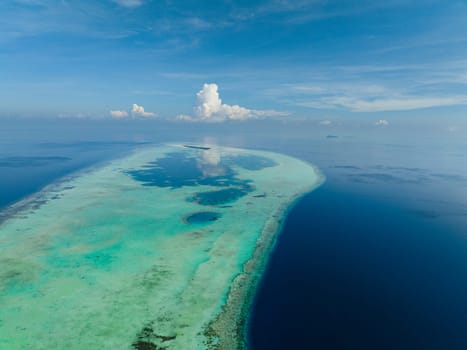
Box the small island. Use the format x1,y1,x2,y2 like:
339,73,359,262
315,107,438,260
0,144,323,349
183,144,212,150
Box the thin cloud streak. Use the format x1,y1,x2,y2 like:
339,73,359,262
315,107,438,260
298,96,467,112
267,59,467,112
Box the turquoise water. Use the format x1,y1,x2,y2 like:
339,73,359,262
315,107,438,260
0,144,321,349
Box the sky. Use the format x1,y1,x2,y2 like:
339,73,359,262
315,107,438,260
1,0,467,125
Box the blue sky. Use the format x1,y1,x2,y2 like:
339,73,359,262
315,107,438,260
1,0,467,123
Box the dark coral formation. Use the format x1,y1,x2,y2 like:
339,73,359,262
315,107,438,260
132,325,176,350
184,211,222,224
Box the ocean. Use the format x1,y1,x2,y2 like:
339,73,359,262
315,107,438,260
1,119,466,349
247,129,467,349
249,183,467,349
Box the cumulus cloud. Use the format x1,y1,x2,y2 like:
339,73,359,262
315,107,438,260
131,103,156,118
194,83,249,121
110,104,155,119
113,0,144,8
183,83,288,122
375,119,389,126
110,110,129,119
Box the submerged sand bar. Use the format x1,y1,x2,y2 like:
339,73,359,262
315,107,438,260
0,144,323,349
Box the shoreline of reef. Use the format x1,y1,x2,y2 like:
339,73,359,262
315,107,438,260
203,163,325,350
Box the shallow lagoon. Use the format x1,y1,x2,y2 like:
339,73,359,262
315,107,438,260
0,144,322,349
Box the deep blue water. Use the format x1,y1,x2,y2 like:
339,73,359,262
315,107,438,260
245,128,467,349
249,183,467,349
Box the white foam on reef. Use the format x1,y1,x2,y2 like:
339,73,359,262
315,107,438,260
0,144,323,349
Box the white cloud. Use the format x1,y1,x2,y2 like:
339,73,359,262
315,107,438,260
375,119,389,126
113,0,144,8
110,104,155,119
320,120,332,125
189,83,288,122
110,110,129,119
131,103,156,118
